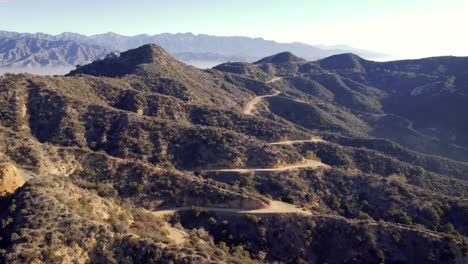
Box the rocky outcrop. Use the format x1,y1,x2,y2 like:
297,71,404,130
0,163,25,196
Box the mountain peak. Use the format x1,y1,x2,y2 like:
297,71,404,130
318,53,367,71
96,32,124,37
254,52,306,64
323,53,363,60
68,44,179,77
120,44,173,63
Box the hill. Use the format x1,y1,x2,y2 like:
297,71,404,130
0,45,467,263
215,53,468,161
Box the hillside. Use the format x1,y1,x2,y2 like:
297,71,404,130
216,53,468,161
1,45,468,264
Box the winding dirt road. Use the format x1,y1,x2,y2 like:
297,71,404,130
269,137,325,145
152,200,312,218
243,77,283,115
153,201,312,243
154,201,446,244
155,76,326,242
201,159,329,173
265,77,283,84
243,90,280,115
399,116,439,141
366,112,440,141
400,116,468,149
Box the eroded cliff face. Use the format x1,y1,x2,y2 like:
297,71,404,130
0,163,25,196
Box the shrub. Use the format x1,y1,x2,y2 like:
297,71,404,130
190,206,207,217
244,214,259,224
218,241,230,253
305,150,321,161
387,174,408,185
391,231,401,244
129,182,144,194
257,226,267,237
387,207,412,225
208,217,217,225
280,194,296,204
357,211,372,220
441,222,457,235
421,206,440,227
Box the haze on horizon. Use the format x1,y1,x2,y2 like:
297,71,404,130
1,0,467,59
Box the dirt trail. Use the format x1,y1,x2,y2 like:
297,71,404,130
266,77,283,84
312,214,446,239
154,205,445,241
242,76,323,115
152,200,312,218
269,137,325,145
275,95,308,104
400,116,439,141
243,90,280,115
398,115,468,149
364,112,442,142
243,77,283,115
202,159,329,173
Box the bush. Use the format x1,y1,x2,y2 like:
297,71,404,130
305,150,321,161
357,211,372,220
244,214,259,224
421,206,440,227
218,241,230,253
280,194,296,204
257,226,267,237
387,174,408,185
440,222,457,235
387,207,412,225
190,206,208,217
129,182,144,194
208,217,217,225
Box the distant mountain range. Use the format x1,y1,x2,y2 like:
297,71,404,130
0,36,110,71
0,31,386,74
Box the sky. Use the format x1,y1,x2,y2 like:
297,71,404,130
0,0,467,58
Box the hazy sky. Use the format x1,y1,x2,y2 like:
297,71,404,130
1,0,467,58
